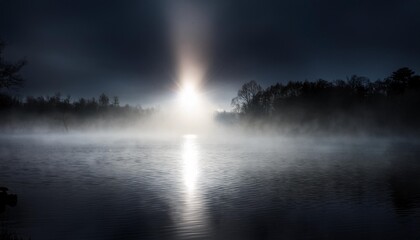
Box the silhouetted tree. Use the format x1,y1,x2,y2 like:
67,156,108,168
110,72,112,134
99,93,110,107
0,40,26,90
346,75,369,97
112,96,119,107
391,67,414,84
231,80,262,113
87,97,98,112
387,67,416,95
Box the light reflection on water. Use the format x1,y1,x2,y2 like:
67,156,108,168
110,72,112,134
176,134,209,239
0,136,420,239
182,135,199,193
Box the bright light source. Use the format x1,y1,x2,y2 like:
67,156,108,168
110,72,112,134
179,83,199,110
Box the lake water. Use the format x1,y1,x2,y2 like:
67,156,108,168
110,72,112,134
1,134,420,239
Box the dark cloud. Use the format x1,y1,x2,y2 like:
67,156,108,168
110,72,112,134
1,0,420,107
210,0,420,79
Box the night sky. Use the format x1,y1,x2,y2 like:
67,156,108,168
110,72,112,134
1,0,420,109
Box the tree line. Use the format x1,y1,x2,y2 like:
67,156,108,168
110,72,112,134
225,67,420,135
0,40,154,131
0,92,152,115
0,92,155,131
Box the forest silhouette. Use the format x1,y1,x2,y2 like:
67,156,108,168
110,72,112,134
0,40,154,131
220,67,420,135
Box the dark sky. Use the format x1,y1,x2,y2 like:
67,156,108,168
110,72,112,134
1,0,420,109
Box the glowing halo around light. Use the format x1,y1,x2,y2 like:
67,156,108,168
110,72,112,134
175,52,206,115
165,1,217,135
178,83,199,111
175,58,206,115
168,1,212,111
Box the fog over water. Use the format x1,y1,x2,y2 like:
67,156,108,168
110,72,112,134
1,132,420,240
1,0,420,238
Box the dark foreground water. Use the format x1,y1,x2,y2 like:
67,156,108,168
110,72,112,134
0,134,420,240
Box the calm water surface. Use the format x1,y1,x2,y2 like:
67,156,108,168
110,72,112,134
0,135,420,239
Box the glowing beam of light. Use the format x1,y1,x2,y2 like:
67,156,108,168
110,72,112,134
167,1,213,96
165,1,217,135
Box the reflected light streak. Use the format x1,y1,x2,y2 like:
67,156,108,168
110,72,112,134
177,134,209,238
182,134,199,193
